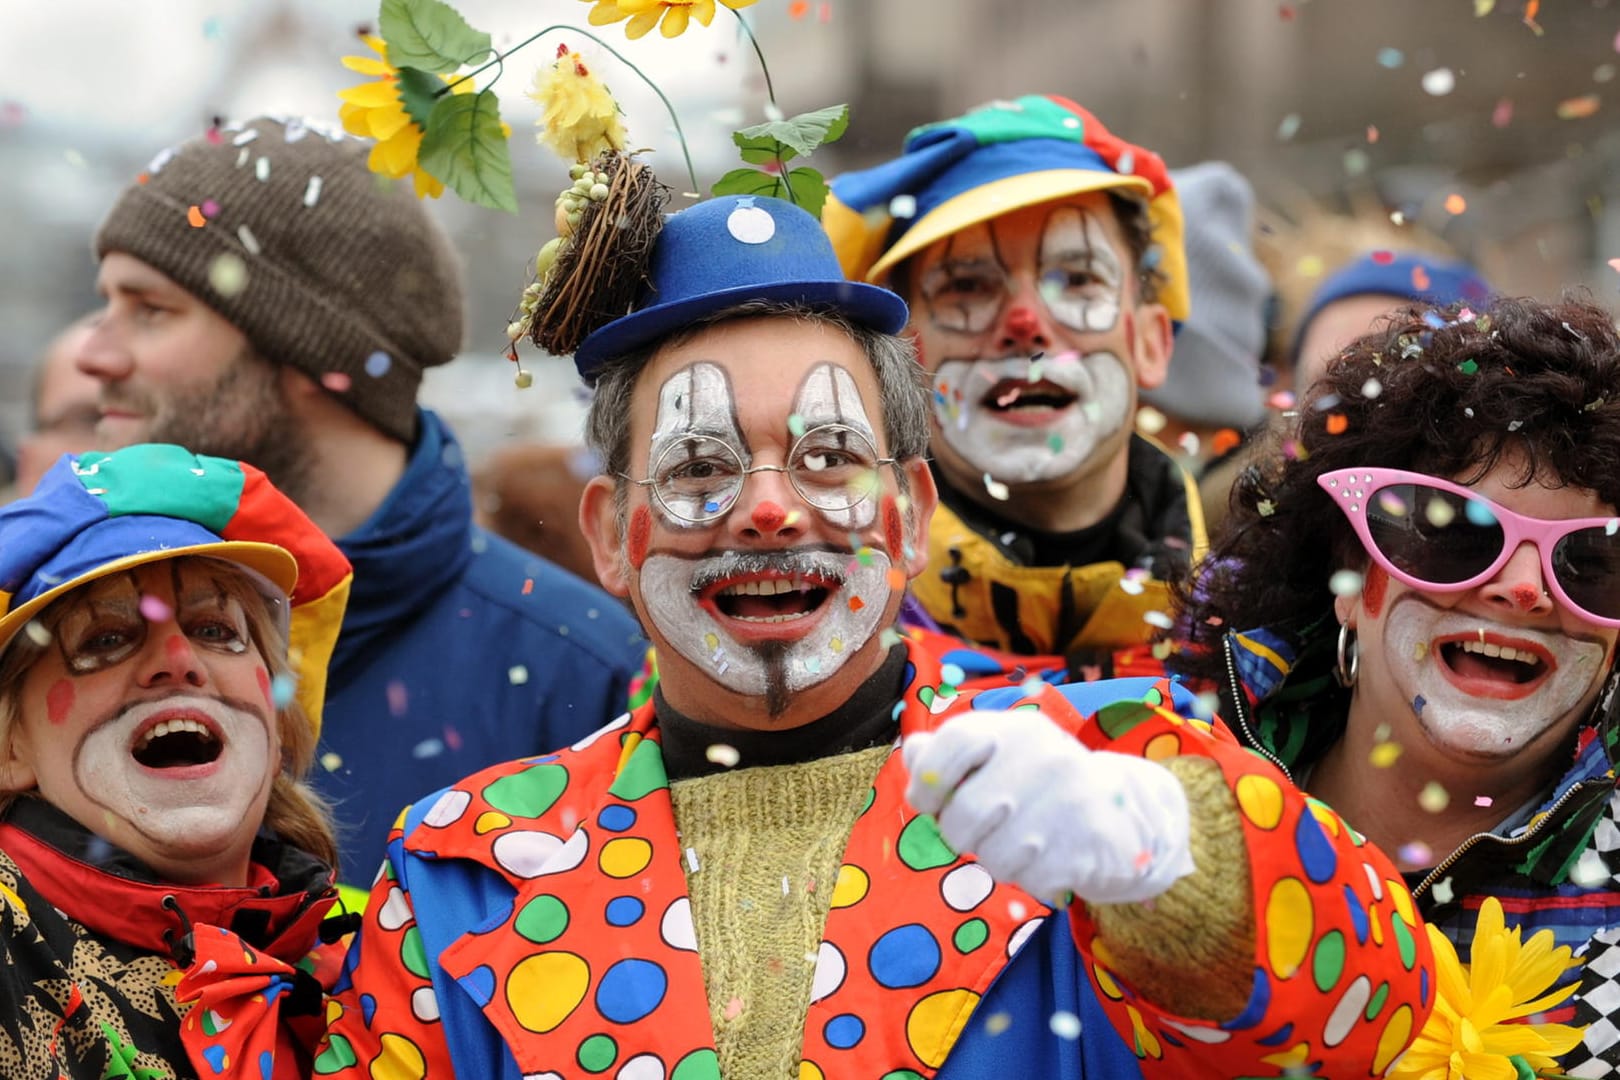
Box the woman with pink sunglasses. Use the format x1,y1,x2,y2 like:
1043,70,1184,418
1174,293,1620,1073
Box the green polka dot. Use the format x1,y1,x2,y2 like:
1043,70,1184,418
608,739,669,801
312,1033,357,1073
1311,929,1345,992
515,894,570,944
1392,909,1417,969
578,1033,617,1073
898,814,957,870
881,1073,925,1080
1142,686,1164,707
1094,700,1156,740
671,1048,722,1079
483,764,570,818
859,786,876,815
1365,980,1389,1021
401,926,430,979
918,686,936,709
953,918,989,954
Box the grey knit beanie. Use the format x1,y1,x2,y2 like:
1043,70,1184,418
1141,161,1270,431
94,116,465,444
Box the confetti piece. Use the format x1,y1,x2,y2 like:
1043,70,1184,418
1366,124,1380,143
23,621,50,647
889,194,917,219
320,751,344,772
208,253,248,297
303,176,323,207
1360,378,1383,399
509,665,529,685
786,413,806,437
186,205,207,228
1458,358,1479,374
1210,428,1242,455
983,474,1010,501
686,847,701,872
139,594,172,622
321,372,352,393
847,595,865,612
829,636,843,653
1444,193,1467,215
1411,265,1432,291
1571,849,1611,887
1473,794,1493,807
1421,67,1456,96
1419,781,1449,812
1142,610,1174,631
1492,98,1514,128
984,1012,1013,1036
387,680,409,717
1397,841,1432,866
879,628,903,648
412,738,444,759
365,351,392,377
237,224,261,254
1430,876,1454,904
1135,405,1167,435
1376,46,1405,69
1557,94,1602,120
1329,569,1363,597
1276,113,1302,140
705,744,740,768
1257,499,1277,517
1325,413,1348,435
1474,0,1494,13
1049,1011,1082,1039
268,673,296,708
1369,742,1402,768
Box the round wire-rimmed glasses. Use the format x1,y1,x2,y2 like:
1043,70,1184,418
620,423,896,525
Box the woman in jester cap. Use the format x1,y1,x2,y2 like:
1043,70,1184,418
0,442,353,1079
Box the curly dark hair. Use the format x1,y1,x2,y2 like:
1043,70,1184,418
1174,292,1620,681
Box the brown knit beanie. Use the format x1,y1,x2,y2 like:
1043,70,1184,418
94,116,465,444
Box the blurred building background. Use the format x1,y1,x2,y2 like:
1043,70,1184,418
2,0,1619,479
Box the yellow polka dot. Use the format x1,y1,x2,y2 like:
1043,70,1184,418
506,952,589,1033
1126,1005,1162,1059
1260,1043,1311,1071
1235,774,1284,830
905,988,980,1068
474,811,512,834
371,1032,427,1080
324,998,344,1026
1372,1004,1415,1074
1091,963,1124,1001
1388,881,1417,928
1143,732,1181,761
1370,905,1384,946
1265,878,1313,978
798,1061,824,1080
830,864,869,909
599,837,653,878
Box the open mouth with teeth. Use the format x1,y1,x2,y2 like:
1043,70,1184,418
1435,634,1553,699
131,715,224,770
981,378,1078,419
701,574,833,626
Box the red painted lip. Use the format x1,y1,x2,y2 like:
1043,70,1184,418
127,707,226,779
1432,631,1556,701
697,571,839,646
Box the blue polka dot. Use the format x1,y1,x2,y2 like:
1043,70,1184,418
258,1049,274,1080
598,805,637,832
1343,883,1369,945
360,992,377,1026
824,1013,865,1049
1295,811,1337,884
1223,968,1269,1032
596,958,668,1024
605,896,645,927
868,924,941,989
459,964,496,1007
203,1045,228,1074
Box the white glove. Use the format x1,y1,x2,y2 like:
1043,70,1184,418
903,709,1195,905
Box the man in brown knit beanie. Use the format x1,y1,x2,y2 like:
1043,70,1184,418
77,116,646,890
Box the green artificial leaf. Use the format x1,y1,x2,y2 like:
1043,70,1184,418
785,165,830,217
419,91,517,212
712,166,788,202
394,65,442,130
732,103,850,163
379,0,492,74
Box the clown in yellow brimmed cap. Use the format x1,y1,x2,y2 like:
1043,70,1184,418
824,94,1205,667
824,94,1188,322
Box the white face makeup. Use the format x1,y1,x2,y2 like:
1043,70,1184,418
648,361,748,527
632,360,897,715
1379,593,1611,759
916,206,1135,485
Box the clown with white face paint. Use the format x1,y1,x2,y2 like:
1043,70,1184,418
0,442,353,1080
826,94,1204,662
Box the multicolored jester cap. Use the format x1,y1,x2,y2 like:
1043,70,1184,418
0,444,352,736
823,93,1190,322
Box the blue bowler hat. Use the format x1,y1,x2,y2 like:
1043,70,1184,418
573,195,910,382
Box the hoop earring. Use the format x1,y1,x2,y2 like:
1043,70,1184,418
1334,623,1359,689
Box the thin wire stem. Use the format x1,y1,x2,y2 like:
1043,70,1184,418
437,24,698,194
730,9,776,107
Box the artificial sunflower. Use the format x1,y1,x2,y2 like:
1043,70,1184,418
580,0,759,40
1390,897,1586,1080
527,44,627,163
337,34,471,198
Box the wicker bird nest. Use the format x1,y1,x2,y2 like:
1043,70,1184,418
528,150,669,357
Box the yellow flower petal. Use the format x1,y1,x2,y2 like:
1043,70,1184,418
588,1,632,25
719,0,759,7
690,0,717,26
338,80,402,108
411,168,446,199
659,5,690,36
624,9,661,37
341,54,392,75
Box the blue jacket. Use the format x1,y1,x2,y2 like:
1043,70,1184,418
312,409,646,881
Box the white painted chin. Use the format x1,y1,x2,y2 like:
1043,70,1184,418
73,696,274,855
638,550,892,699
932,353,1131,484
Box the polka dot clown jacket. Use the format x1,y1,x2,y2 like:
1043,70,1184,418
316,639,1433,1079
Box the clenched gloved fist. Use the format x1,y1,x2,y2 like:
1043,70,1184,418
903,709,1195,905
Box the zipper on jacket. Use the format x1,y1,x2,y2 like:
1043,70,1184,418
1222,633,1293,782
1410,776,1614,903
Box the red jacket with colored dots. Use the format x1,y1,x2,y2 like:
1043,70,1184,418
317,639,1433,1078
